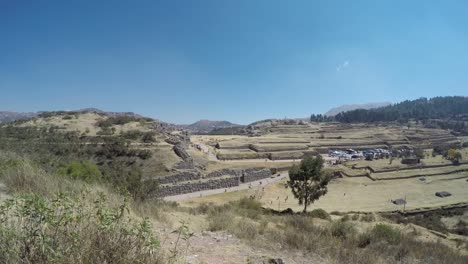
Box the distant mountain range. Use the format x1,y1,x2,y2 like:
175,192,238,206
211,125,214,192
184,120,242,133
324,102,392,116
0,112,38,124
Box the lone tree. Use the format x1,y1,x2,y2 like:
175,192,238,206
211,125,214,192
447,149,462,164
287,155,331,212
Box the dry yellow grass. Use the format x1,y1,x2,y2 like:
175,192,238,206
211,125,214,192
21,112,102,135
183,173,468,213
19,112,155,136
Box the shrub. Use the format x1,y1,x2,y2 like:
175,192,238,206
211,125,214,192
360,213,375,222
57,161,102,183
341,214,351,222
208,212,233,231
121,130,143,140
307,208,331,220
136,149,153,160
370,224,401,245
0,161,75,197
330,220,355,239
411,214,448,234
231,219,259,240
228,197,262,220
0,192,161,263
142,131,156,143
452,220,468,236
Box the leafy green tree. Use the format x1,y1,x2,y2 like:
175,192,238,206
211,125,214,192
287,155,331,212
57,161,102,183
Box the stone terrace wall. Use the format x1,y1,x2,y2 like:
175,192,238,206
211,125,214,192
155,171,201,185
173,161,195,170
241,168,272,183
153,168,273,197
205,168,243,179
156,176,240,197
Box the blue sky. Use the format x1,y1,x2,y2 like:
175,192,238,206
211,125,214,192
1,1,467,124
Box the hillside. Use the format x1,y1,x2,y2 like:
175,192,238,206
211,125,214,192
185,119,242,133
324,102,391,116
0,108,157,123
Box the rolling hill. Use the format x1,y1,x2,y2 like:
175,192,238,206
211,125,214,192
185,120,243,133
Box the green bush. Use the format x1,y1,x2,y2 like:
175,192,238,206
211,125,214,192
0,192,161,263
121,130,143,140
330,220,355,239
360,213,375,222
307,208,331,220
57,161,102,183
142,131,156,143
370,224,402,245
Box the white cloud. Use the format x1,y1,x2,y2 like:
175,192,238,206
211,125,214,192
336,60,350,71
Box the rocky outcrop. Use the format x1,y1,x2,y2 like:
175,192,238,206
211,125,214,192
173,143,192,161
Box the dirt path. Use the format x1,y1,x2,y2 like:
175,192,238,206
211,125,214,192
158,229,318,264
163,172,289,202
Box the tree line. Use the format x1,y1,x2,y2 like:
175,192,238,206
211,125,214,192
310,96,468,133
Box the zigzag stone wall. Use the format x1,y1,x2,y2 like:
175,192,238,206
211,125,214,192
156,176,240,197
155,171,201,184
241,168,272,183
205,168,243,179
153,168,273,197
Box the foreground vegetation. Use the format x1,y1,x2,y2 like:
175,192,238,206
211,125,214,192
191,198,468,264
0,155,167,263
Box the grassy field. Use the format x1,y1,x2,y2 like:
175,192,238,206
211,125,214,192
183,173,468,213
372,164,468,180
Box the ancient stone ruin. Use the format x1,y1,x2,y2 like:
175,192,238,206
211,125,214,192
150,167,273,197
